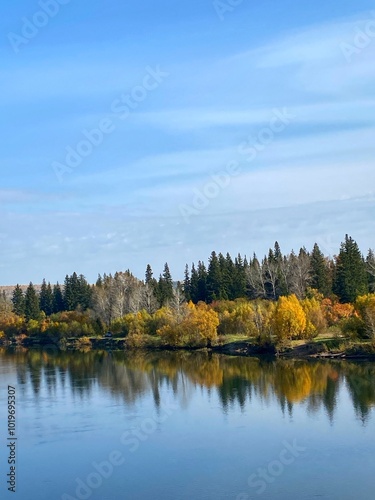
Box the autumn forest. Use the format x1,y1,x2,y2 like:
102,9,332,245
1,234,375,353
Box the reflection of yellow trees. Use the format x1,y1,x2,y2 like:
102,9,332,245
182,355,224,388
2,349,375,420
274,362,312,403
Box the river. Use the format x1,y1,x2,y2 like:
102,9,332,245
0,348,374,499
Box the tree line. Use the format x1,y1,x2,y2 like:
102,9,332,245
7,235,375,325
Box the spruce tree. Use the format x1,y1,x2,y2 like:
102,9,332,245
310,243,332,296
63,272,90,311
224,252,236,299
52,283,65,313
78,274,92,310
157,263,174,306
197,261,208,302
183,264,191,302
39,279,53,316
24,282,40,321
207,251,221,302
334,235,368,303
12,284,25,316
145,264,153,284
190,263,199,303
233,253,247,299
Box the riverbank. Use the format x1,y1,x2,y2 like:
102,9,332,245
214,339,375,361
2,334,375,361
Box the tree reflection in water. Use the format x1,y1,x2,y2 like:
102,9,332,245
1,348,374,423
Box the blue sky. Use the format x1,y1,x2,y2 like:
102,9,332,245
1,0,375,284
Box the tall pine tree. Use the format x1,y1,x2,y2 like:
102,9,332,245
207,251,221,302
39,279,53,316
183,264,191,302
12,284,25,316
310,243,332,296
52,283,65,313
24,282,40,321
334,235,368,303
157,263,174,306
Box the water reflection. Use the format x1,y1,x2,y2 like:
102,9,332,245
1,348,375,423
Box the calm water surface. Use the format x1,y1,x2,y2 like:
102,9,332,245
0,348,374,500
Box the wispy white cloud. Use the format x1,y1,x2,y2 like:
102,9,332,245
2,7,375,283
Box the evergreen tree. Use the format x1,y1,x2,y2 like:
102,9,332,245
310,243,332,296
219,252,231,300
183,264,191,302
334,235,368,303
52,283,65,313
197,261,208,302
24,282,40,321
63,272,91,311
12,284,25,316
274,241,282,261
63,274,75,311
157,263,174,306
273,242,289,296
190,263,199,303
39,279,53,316
145,264,153,284
78,274,92,310
230,253,245,299
207,251,221,302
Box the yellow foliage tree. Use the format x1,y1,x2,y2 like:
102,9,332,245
301,297,326,338
321,298,354,326
355,294,375,340
157,302,219,347
273,295,307,341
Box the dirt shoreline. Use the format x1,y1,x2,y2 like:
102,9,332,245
2,337,375,361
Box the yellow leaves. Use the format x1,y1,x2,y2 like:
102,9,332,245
273,295,307,341
123,310,152,336
217,301,269,337
0,312,24,338
157,302,219,347
355,294,375,339
321,298,354,326
301,297,326,339
355,294,375,315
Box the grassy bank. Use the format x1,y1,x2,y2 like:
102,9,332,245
3,331,375,361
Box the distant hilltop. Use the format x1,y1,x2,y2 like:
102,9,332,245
0,285,42,299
